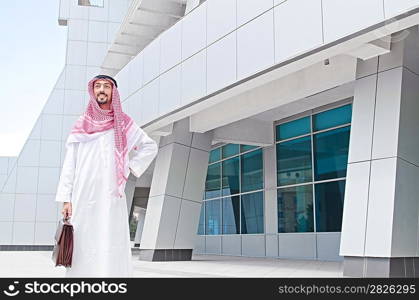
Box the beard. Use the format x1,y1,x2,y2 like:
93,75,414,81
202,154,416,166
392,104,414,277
96,94,108,104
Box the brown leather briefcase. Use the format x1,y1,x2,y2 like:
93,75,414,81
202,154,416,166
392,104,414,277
52,217,74,267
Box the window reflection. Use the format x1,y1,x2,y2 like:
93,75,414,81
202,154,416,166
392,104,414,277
313,104,352,131
205,199,221,235
315,180,346,232
241,191,264,234
222,196,240,234
222,144,239,159
78,0,104,7
277,136,312,186
209,147,220,163
240,144,258,153
201,145,265,235
313,126,350,181
241,148,263,193
276,116,310,141
205,163,221,199
198,204,205,235
275,102,352,233
277,184,314,233
222,156,239,196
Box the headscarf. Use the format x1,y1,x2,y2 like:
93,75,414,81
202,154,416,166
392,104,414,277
67,75,142,198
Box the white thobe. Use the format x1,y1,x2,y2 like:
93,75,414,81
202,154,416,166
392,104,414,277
55,126,158,277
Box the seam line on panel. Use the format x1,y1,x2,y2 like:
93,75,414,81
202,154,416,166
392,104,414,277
141,7,419,129
362,56,380,276
173,145,192,248
320,0,325,44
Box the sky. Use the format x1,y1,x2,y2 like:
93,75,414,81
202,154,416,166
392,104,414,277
0,0,67,156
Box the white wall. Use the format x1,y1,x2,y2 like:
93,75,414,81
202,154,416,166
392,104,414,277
118,0,419,128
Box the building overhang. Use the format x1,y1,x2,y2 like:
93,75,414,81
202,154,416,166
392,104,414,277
101,0,186,75
141,6,419,134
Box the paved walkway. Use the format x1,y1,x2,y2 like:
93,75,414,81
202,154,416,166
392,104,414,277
0,251,343,277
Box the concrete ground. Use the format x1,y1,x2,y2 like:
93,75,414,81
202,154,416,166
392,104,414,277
0,250,343,278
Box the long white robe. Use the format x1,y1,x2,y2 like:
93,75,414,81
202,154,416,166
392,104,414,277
55,126,158,277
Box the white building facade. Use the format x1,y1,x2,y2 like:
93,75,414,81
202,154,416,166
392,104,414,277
1,0,419,277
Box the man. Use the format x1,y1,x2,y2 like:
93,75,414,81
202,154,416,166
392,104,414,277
55,74,158,277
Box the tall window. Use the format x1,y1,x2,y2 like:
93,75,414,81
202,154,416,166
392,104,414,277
276,102,352,233
78,0,104,7
198,144,264,235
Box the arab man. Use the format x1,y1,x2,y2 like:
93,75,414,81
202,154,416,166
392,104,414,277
55,74,158,277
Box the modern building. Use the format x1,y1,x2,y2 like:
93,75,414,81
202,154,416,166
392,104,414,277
1,0,419,278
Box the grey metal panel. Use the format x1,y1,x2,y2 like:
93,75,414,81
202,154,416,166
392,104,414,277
193,235,205,254
221,235,241,256
241,234,265,257
316,232,343,261
265,234,279,257
205,235,222,254
278,233,316,259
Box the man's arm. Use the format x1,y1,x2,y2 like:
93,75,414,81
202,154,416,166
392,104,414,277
129,128,158,178
55,142,78,203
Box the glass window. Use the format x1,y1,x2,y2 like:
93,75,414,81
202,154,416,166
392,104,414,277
78,0,104,7
277,136,312,186
198,204,205,235
313,126,350,181
275,103,352,234
209,148,221,163
128,206,142,240
205,163,221,199
222,156,240,196
222,144,239,158
222,196,240,234
241,148,263,193
240,144,258,153
276,116,310,141
205,199,222,235
277,184,314,233
241,191,264,234
313,104,352,131
315,180,345,232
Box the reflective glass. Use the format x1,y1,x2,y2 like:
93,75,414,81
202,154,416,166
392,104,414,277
313,104,352,131
209,148,221,163
241,149,263,192
315,180,345,232
198,204,205,235
222,144,239,158
241,191,264,234
277,184,314,233
78,0,104,7
276,116,310,141
313,126,350,181
277,136,312,186
205,199,222,235
222,196,240,234
205,163,221,199
222,156,240,196
240,144,258,153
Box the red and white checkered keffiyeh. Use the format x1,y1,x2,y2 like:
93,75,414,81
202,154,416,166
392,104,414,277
66,76,142,198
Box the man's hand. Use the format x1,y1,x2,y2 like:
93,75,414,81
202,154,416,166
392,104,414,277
62,202,72,219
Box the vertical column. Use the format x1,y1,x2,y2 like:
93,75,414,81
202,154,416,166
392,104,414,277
264,144,279,257
134,208,146,246
138,118,213,261
340,26,419,277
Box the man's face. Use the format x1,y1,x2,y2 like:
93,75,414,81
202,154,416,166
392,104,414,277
93,79,113,105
